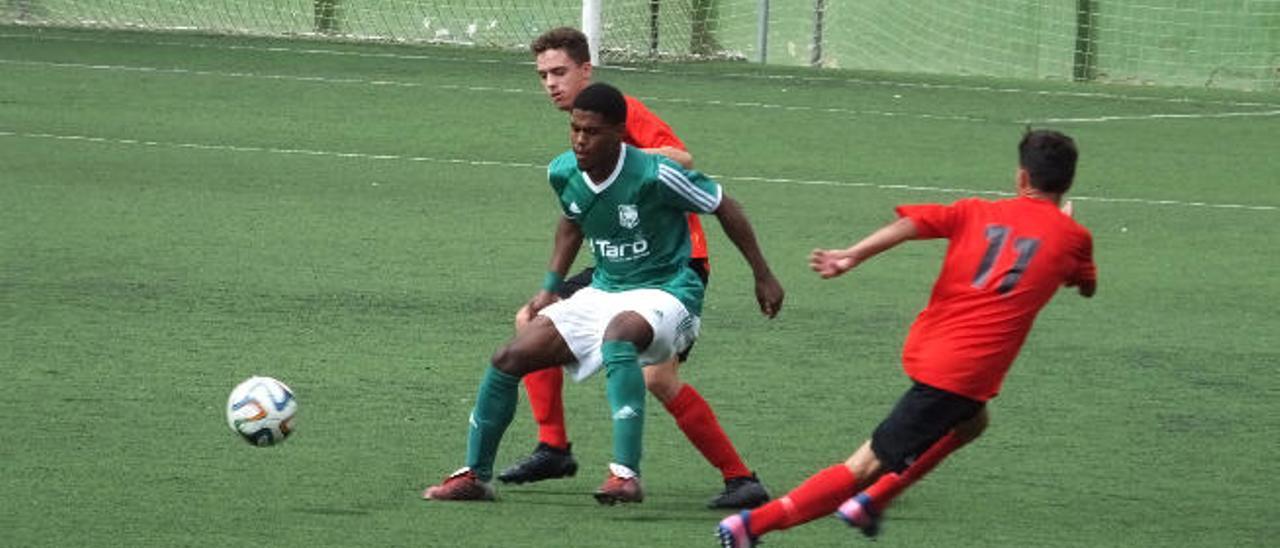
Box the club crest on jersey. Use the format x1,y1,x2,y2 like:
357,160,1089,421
618,204,639,229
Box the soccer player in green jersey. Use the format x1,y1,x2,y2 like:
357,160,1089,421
424,82,784,504
502,27,771,511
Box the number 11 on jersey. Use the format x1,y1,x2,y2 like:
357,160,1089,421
972,224,1040,294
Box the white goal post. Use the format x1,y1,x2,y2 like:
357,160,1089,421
582,0,603,65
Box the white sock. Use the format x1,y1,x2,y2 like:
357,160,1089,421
609,462,639,479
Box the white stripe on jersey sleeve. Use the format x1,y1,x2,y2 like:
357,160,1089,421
657,163,720,212
657,169,712,211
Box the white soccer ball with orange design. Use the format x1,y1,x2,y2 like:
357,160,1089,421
226,376,297,446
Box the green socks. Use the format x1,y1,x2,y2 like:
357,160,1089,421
463,344,643,481
465,366,520,482
603,340,645,474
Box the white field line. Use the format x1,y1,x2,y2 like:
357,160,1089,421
711,71,1280,110
0,57,531,91
1032,110,1280,123
0,130,543,169
0,58,991,123
2,129,1274,212
0,31,503,63
3,31,1279,110
5,58,1277,124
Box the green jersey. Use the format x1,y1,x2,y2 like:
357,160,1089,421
547,144,722,316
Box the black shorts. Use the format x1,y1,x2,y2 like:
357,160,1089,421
870,382,984,473
556,267,596,299
558,258,711,363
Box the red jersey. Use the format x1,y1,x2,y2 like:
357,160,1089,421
623,95,708,260
896,197,1096,401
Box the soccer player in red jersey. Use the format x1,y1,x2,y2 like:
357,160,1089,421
499,27,770,509
717,130,1097,547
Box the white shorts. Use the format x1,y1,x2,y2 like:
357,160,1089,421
538,286,700,382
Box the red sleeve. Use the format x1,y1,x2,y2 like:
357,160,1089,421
895,201,962,239
624,96,686,151
1071,230,1097,284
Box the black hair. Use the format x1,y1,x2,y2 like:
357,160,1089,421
1019,129,1078,194
572,82,627,126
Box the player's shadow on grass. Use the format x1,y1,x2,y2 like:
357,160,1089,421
293,506,372,516
608,511,720,524
504,491,726,522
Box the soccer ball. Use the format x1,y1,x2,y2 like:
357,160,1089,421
226,376,297,447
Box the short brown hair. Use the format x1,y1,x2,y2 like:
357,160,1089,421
531,27,591,65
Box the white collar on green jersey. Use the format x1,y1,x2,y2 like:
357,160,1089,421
582,143,628,195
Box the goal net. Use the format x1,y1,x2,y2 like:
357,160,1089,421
764,0,1280,91
4,1,1277,90
0,0,751,62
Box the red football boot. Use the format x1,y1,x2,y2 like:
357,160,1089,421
422,468,495,502
593,468,643,505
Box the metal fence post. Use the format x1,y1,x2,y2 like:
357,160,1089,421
649,0,661,58
811,0,825,67
1073,0,1097,81
314,0,339,35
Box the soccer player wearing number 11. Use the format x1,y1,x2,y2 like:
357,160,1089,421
718,130,1097,546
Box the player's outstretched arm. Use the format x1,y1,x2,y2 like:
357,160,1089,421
1066,268,1097,298
642,147,693,169
713,194,784,318
1063,226,1096,298
810,217,918,279
528,217,584,314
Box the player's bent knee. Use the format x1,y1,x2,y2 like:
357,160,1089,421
642,362,683,403
493,316,571,376
490,339,543,376
489,344,524,375
602,311,654,350
844,440,887,483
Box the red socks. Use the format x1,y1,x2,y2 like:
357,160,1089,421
522,367,568,449
748,465,859,536
664,385,753,480
865,431,967,513
525,372,754,483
